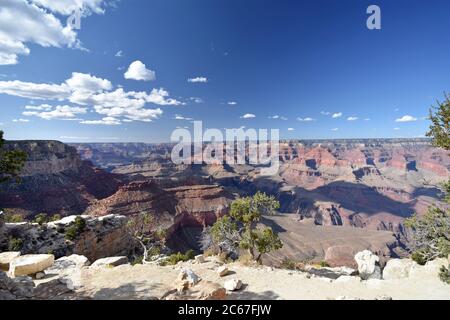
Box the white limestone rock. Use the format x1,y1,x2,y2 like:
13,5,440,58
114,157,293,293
0,252,21,270
9,254,55,277
382,259,418,280
91,256,129,268
224,278,242,291
354,250,381,280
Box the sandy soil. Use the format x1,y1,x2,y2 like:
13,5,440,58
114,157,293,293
70,257,450,300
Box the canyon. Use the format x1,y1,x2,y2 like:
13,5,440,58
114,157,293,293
0,138,449,266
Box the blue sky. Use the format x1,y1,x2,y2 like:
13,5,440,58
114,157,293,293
0,0,449,142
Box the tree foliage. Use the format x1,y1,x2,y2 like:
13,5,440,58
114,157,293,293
0,130,27,183
406,94,450,284
426,93,450,150
202,192,282,262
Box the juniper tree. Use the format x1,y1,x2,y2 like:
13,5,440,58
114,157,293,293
405,94,450,275
203,192,283,262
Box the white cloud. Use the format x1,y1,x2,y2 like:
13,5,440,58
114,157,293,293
332,112,342,118
115,50,123,57
0,72,181,123
188,77,208,83
23,105,87,120
124,60,156,81
30,0,106,15
227,101,237,106
394,127,400,130
331,128,339,131
321,111,331,115
12,118,29,123
0,80,71,100
240,113,256,119
80,117,121,125
287,128,294,131
66,72,112,92
174,114,193,121
269,115,288,120
395,115,418,122
364,118,371,121
24,104,53,111
0,0,108,65
297,117,315,122
347,116,358,121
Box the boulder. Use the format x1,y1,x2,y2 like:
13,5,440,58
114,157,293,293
9,254,54,277
162,281,226,300
354,250,381,280
91,256,128,268
224,278,242,291
217,266,229,277
177,268,201,285
382,259,418,280
194,254,205,264
0,252,21,270
45,254,90,276
325,245,358,268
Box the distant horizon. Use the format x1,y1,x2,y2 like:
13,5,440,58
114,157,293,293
5,136,432,145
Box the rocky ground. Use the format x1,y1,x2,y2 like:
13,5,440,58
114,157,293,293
1,250,449,300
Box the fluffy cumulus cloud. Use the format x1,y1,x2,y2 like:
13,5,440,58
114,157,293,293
0,71,182,124
23,105,87,120
287,128,294,131
0,0,108,65
347,116,358,121
241,113,256,119
332,112,343,118
227,101,237,105
124,60,156,81
395,115,418,122
188,77,208,83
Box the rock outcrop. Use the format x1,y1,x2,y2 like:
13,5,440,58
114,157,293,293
0,140,122,218
0,215,132,262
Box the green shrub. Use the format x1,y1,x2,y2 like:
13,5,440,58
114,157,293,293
319,261,331,268
8,236,23,251
64,216,86,240
33,213,48,225
439,265,450,284
280,258,297,270
131,256,144,266
411,251,427,265
50,214,61,222
163,250,196,266
4,213,24,223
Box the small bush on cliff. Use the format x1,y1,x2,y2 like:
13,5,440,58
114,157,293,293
0,130,27,183
33,213,48,225
50,214,61,222
126,212,160,263
65,216,86,240
4,213,24,223
439,265,450,284
202,192,283,263
8,236,23,251
162,249,196,266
